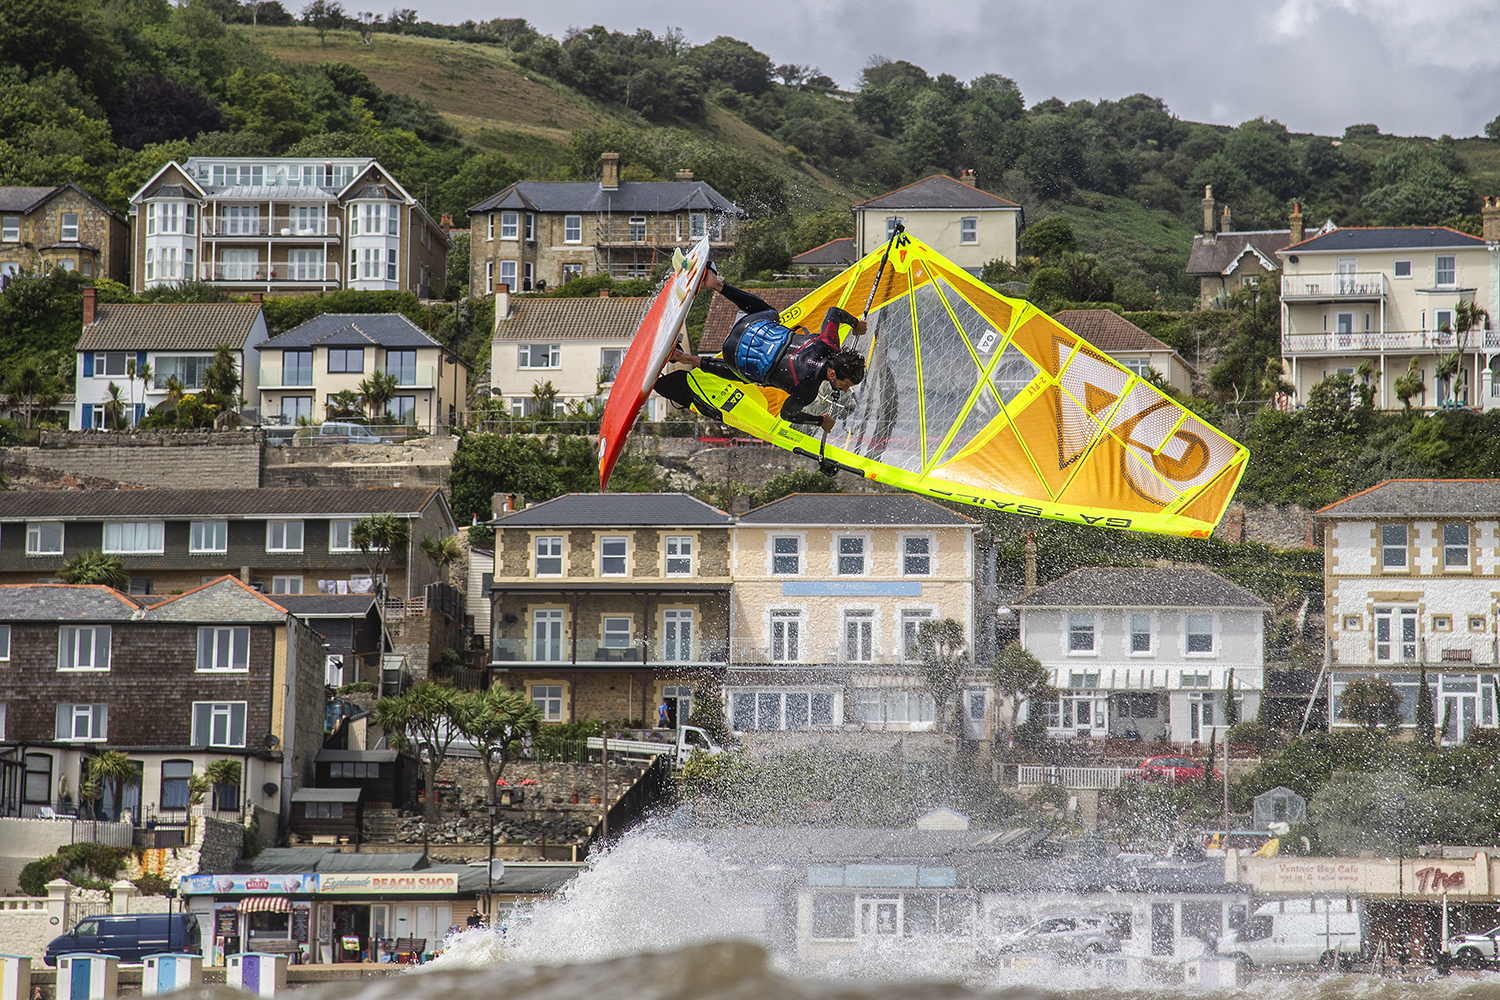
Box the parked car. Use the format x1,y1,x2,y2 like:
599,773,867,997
997,913,1123,956
318,421,388,444
45,913,202,965
1448,924,1500,969
1221,898,1366,968
1132,755,1222,785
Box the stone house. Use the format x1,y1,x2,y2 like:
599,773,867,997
486,493,734,727
1316,479,1500,743
1051,310,1195,395
851,173,1021,274
1184,186,1291,308
0,183,130,283
489,291,650,418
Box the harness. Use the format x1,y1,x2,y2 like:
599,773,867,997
732,318,792,383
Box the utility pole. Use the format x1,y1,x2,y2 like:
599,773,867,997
601,730,609,839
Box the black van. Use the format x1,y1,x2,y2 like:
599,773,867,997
45,913,202,965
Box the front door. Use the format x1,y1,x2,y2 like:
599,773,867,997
1443,694,1478,745
965,689,989,739
859,897,900,937
1337,257,1357,293
1152,903,1175,956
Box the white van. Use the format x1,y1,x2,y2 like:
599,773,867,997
1221,898,1366,967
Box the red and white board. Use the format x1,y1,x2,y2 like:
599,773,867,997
597,234,712,490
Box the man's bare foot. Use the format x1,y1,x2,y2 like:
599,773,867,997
701,269,723,293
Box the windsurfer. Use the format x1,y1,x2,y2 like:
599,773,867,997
653,271,866,431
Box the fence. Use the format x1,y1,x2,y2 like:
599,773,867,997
1017,765,1134,790
68,898,110,927
596,753,674,846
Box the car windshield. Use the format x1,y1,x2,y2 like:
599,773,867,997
1036,918,1076,933
73,919,98,936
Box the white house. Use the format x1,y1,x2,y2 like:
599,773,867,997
852,174,1021,274
1013,567,1268,743
490,291,651,418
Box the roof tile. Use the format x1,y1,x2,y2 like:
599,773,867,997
1052,310,1180,356
77,303,264,352
494,297,648,342
1314,479,1500,517
1286,227,1486,254
1014,566,1269,610
1186,231,1290,276
0,486,442,521
263,313,444,351
492,493,730,527
737,493,974,526
470,180,741,216
853,175,1021,211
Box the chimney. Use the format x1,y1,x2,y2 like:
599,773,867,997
1220,204,1233,234
599,289,611,298
1202,185,1216,242
491,493,520,519
959,169,976,187
1288,201,1304,246
1023,532,1037,596
1484,196,1500,243
250,292,263,306
601,152,620,191
493,284,510,335
728,496,751,515
439,213,455,232
675,169,694,181
82,286,97,325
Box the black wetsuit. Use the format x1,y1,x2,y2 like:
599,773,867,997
654,284,859,425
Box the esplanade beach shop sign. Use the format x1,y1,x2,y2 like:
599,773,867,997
317,872,461,894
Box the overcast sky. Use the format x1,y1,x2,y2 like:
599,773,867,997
407,0,1500,138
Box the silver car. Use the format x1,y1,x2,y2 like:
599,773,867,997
999,914,1123,956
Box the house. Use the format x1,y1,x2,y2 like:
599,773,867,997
0,486,457,607
73,291,268,429
1012,567,1268,743
728,494,982,735
273,594,386,687
1316,479,1500,743
1278,203,1500,410
791,237,856,273
128,156,448,297
487,493,733,726
489,291,649,418
256,313,467,429
851,173,1021,274
0,576,324,844
1052,310,1195,395
0,183,130,283
468,153,741,291
1185,187,1291,308
699,288,804,355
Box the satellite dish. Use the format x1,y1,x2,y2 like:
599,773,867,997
489,859,505,882
262,782,280,797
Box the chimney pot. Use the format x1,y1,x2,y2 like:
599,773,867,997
82,286,97,325
599,289,611,298
440,213,454,229
675,169,694,181
959,169,976,187
601,152,620,191
1201,185,1216,243
1220,204,1233,234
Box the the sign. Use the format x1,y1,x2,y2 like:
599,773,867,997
292,905,311,944
181,874,317,896
317,873,460,894
1238,855,1486,898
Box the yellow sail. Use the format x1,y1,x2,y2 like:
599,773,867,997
686,232,1248,537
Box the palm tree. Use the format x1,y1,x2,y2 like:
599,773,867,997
420,533,463,585
529,380,559,420
324,389,363,420
204,759,242,813
59,551,129,588
1394,358,1425,412
102,382,127,430
7,362,59,429
84,751,141,822
358,370,399,423
352,511,410,584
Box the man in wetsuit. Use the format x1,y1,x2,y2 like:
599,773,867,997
654,270,866,431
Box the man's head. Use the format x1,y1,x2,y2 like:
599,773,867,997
826,349,866,391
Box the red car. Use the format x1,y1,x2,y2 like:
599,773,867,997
1133,755,1223,785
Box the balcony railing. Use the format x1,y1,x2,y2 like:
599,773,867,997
488,636,727,666
1281,328,1488,355
1281,272,1388,300
593,223,730,247
202,218,341,238
204,262,340,283
385,366,435,388
260,367,315,388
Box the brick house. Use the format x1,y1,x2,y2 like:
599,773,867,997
1051,310,1195,396
1184,186,1292,308
489,291,649,418
467,153,741,292
0,183,130,283
852,174,1021,274
0,576,325,842
698,288,803,355
128,157,448,297
487,493,733,727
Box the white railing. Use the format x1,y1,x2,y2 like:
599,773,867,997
1018,765,1133,789
202,219,342,238
1281,272,1388,299
1282,329,1483,355
203,262,340,282
0,896,45,912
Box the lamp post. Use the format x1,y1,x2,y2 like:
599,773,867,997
486,801,496,917
1396,793,1407,967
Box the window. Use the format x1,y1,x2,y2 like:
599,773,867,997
281,350,314,386
158,760,193,810
1382,524,1408,569
1436,255,1456,287
1444,524,1470,567
960,217,978,244
0,625,9,661
266,520,304,552
564,215,582,243
102,521,164,554
603,616,632,649
388,396,416,422
499,260,517,291
386,248,397,281
844,610,873,662
1,217,17,241
731,689,835,730
96,352,128,377
500,212,518,239
58,626,110,671
772,536,801,575
487,215,494,240
26,521,63,555
524,213,534,240
147,203,156,235
852,688,936,726
155,356,211,390
271,576,302,594
1374,606,1418,662
1186,614,1214,653
329,761,379,778
186,520,228,556
600,536,627,575
1394,260,1412,278
54,702,107,741
663,609,694,661
532,609,564,661
892,536,930,576
532,684,563,721
518,343,560,369
23,752,51,804
60,213,79,241
387,206,399,236
306,801,343,819
1433,614,1452,631
597,348,625,385
1130,613,1152,653
485,260,494,292
225,205,259,236
665,535,692,576
1436,309,1454,335
534,536,563,575
886,217,901,239
191,701,247,746
629,217,646,242
1068,613,1095,652
329,519,356,551
837,536,865,575
771,610,801,662
901,610,932,661
563,263,583,283
196,626,250,671
328,348,364,373
385,349,417,385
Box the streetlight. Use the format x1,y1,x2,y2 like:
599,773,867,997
1396,794,1407,967
486,801,496,919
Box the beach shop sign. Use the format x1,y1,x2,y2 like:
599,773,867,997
318,873,460,894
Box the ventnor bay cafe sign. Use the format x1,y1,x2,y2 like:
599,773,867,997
1231,852,1496,899
181,872,461,895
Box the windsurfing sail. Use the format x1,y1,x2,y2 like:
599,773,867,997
598,234,712,490
683,232,1248,537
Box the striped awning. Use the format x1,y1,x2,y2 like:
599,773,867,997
237,897,291,913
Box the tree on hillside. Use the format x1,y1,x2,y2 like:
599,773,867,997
1340,676,1400,733
916,618,969,747
352,512,409,583
300,0,346,44
84,751,141,821
372,681,459,822
5,361,61,429
446,434,582,521
420,533,463,585
1415,664,1435,746
1394,358,1426,411
357,369,398,421
110,77,224,151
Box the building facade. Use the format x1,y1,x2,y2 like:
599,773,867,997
468,154,740,292
1013,567,1268,743
128,157,447,297
852,174,1021,274
0,184,130,283
1317,479,1500,743
1184,187,1292,308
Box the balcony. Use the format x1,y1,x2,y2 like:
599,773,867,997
203,262,340,284
202,218,341,238
385,366,435,388
593,222,731,248
487,636,727,666
1282,272,1387,301
260,367,315,389
1282,328,1486,356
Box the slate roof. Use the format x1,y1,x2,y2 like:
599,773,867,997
348,184,400,201
262,313,444,351
853,175,1021,211
1186,231,1289,276
792,238,856,267
699,288,804,353
1285,227,1487,253
1314,479,1500,517
1014,566,1269,610
493,492,730,527
1052,310,1183,359
0,186,60,212
76,303,264,352
145,576,290,623
291,787,362,803
274,594,380,618
0,584,142,620
316,749,399,763
469,180,740,216
738,493,975,526
493,296,647,342
0,486,444,520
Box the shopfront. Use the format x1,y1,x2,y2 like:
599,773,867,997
180,873,319,965
315,871,461,962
